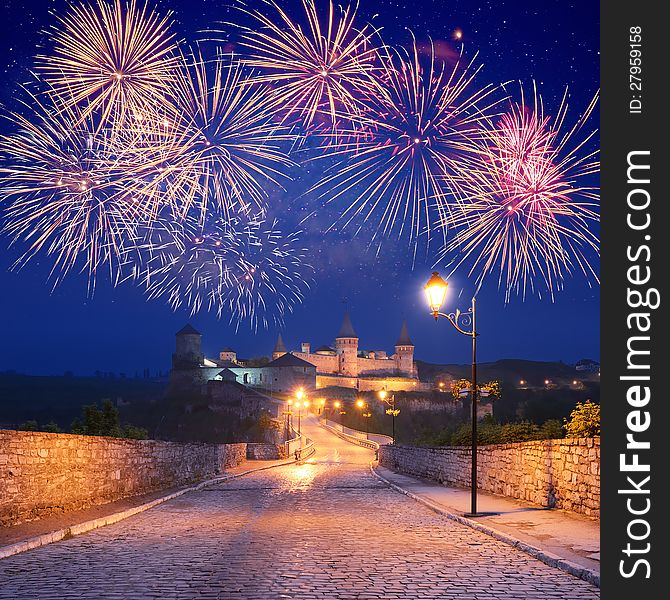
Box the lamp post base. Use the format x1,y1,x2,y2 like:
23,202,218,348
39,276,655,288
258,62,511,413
463,512,486,518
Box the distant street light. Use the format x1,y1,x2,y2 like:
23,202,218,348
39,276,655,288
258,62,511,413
356,398,372,439
284,399,294,440
379,389,400,444
294,388,309,435
424,271,483,517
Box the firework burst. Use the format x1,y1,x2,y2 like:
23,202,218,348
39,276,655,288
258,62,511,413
439,84,600,300
127,50,295,222
304,40,498,258
0,89,152,287
36,0,180,129
226,218,313,330
123,212,312,329
234,0,379,133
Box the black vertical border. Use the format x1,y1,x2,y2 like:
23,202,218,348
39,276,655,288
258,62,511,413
600,1,667,595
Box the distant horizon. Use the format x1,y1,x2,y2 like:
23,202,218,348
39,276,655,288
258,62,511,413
1,354,600,379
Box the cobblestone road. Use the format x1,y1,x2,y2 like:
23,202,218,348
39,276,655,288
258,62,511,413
0,417,599,599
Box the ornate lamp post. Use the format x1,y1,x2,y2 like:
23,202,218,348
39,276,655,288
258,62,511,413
379,390,400,444
424,271,482,517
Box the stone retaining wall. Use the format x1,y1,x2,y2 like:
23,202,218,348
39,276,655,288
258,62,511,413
245,443,287,460
379,438,599,518
0,430,247,527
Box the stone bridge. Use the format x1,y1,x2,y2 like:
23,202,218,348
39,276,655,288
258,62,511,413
0,417,599,599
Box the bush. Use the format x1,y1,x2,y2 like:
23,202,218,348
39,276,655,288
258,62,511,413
42,421,63,433
499,421,541,443
431,415,567,446
18,419,38,431
71,399,146,439
123,425,149,440
564,400,600,437
539,419,564,439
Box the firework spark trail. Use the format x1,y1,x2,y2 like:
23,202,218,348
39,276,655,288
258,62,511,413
121,213,245,317
36,0,180,131
226,219,313,330
124,49,296,223
232,0,379,134
439,84,600,301
302,39,499,261
122,211,312,329
0,88,154,289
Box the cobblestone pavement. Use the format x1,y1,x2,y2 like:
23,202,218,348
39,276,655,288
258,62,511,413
0,417,599,599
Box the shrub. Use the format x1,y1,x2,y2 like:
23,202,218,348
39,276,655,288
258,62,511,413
499,421,541,443
123,425,149,440
564,400,600,437
71,399,144,439
42,421,63,433
539,419,564,439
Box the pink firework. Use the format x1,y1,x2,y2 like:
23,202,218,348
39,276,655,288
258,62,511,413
440,84,600,301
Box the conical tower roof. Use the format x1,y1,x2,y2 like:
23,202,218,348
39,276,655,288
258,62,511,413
177,324,200,336
396,321,413,346
337,312,357,338
273,333,287,353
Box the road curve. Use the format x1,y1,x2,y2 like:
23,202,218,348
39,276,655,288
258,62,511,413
0,415,599,599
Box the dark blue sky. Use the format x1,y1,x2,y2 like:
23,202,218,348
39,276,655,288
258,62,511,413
0,0,599,375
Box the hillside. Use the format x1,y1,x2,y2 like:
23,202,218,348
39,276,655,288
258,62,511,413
0,372,166,430
416,358,599,387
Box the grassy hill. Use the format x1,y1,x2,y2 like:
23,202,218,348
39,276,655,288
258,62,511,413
0,372,166,431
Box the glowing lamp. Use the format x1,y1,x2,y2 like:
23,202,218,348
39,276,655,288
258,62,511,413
356,399,364,408
379,390,387,400
424,271,448,315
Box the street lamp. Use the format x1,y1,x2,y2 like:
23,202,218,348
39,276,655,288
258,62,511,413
284,399,294,440
424,271,482,517
356,398,372,438
296,399,309,435
379,390,400,444
294,388,308,435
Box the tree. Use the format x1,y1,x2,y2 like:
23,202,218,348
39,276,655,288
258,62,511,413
43,421,63,433
564,400,600,438
71,399,123,437
18,420,38,431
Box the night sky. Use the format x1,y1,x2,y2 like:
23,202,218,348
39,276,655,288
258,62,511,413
0,0,599,375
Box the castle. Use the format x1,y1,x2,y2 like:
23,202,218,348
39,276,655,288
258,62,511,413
281,312,421,391
171,313,429,394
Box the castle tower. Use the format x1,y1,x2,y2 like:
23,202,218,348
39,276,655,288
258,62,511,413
219,347,237,364
394,321,415,376
335,312,359,377
272,333,287,361
172,324,204,369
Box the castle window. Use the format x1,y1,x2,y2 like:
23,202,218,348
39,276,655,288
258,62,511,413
243,373,249,384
